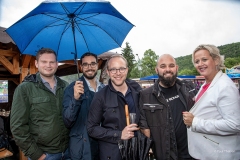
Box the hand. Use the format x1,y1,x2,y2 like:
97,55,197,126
38,154,46,160
141,129,150,138
121,124,139,140
74,81,84,100
182,111,194,127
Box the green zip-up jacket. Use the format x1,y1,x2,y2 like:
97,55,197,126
10,73,69,160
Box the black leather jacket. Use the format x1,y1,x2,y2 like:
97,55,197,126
139,78,197,160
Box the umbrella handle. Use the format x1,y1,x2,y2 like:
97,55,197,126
125,105,130,126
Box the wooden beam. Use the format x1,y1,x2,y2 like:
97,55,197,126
20,68,29,83
0,49,18,57
29,56,37,74
12,53,20,74
0,55,14,74
22,55,32,68
11,79,19,85
60,60,75,64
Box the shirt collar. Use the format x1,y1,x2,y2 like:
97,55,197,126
40,75,57,85
84,76,101,92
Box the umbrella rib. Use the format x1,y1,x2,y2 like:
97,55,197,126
60,2,86,15
74,3,123,48
74,19,90,52
75,14,123,47
20,14,66,54
56,22,72,58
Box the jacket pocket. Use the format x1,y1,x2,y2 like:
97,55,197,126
203,135,220,145
31,96,52,115
69,134,83,158
32,96,50,103
142,104,164,127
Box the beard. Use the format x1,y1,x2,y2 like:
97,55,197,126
158,71,177,87
83,69,97,80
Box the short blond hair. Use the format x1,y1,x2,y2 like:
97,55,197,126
106,54,128,69
192,44,225,70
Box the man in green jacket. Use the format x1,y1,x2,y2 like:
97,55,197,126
10,48,69,160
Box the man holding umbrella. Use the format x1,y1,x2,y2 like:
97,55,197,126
10,48,70,160
87,55,141,160
63,52,105,160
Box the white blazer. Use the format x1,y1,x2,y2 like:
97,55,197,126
187,71,240,160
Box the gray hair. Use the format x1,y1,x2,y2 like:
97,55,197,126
192,44,225,70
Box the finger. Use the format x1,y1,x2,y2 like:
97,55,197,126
75,81,80,85
129,127,139,132
129,124,138,128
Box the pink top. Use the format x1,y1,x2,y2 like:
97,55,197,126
195,83,211,102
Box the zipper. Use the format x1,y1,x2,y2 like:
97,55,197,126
203,135,219,145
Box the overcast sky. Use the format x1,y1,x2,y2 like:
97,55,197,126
0,0,240,58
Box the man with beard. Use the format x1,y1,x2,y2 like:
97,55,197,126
139,54,197,160
87,55,141,160
63,52,105,160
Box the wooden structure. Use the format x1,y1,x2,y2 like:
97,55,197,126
0,26,116,160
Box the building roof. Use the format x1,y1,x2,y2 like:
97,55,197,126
0,27,15,44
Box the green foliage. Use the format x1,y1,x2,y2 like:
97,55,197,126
175,55,194,74
60,73,80,83
140,49,159,77
130,65,140,78
218,42,240,59
121,42,136,78
178,68,199,76
224,57,240,68
60,70,102,84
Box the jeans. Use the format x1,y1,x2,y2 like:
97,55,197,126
28,148,70,160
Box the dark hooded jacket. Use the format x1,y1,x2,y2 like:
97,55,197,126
10,73,69,160
139,79,197,160
87,79,142,160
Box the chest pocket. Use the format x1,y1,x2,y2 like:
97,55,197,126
143,104,165,127
31,96,52,115
32,97,50,103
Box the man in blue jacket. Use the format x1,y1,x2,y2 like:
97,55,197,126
87,55,141,160
63,52,104,160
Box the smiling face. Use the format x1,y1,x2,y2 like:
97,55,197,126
81,55,98,80
107,56,128,89
155,54,178,88
193,49,218,82
35,53,58,79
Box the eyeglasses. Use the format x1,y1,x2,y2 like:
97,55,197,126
108,67,127,74
81,62,97,68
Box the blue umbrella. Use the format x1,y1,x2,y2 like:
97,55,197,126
6,0,134,74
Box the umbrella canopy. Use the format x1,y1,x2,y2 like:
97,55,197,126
6,0,134,61
140,75,158,81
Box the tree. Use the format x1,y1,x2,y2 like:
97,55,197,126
178,68,199,76
121,42,136,78
140,49,159,77
224,57,240,68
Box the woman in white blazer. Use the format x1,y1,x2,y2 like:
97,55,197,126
183,44,240,160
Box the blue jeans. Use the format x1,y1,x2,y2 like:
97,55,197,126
28,148,70,160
